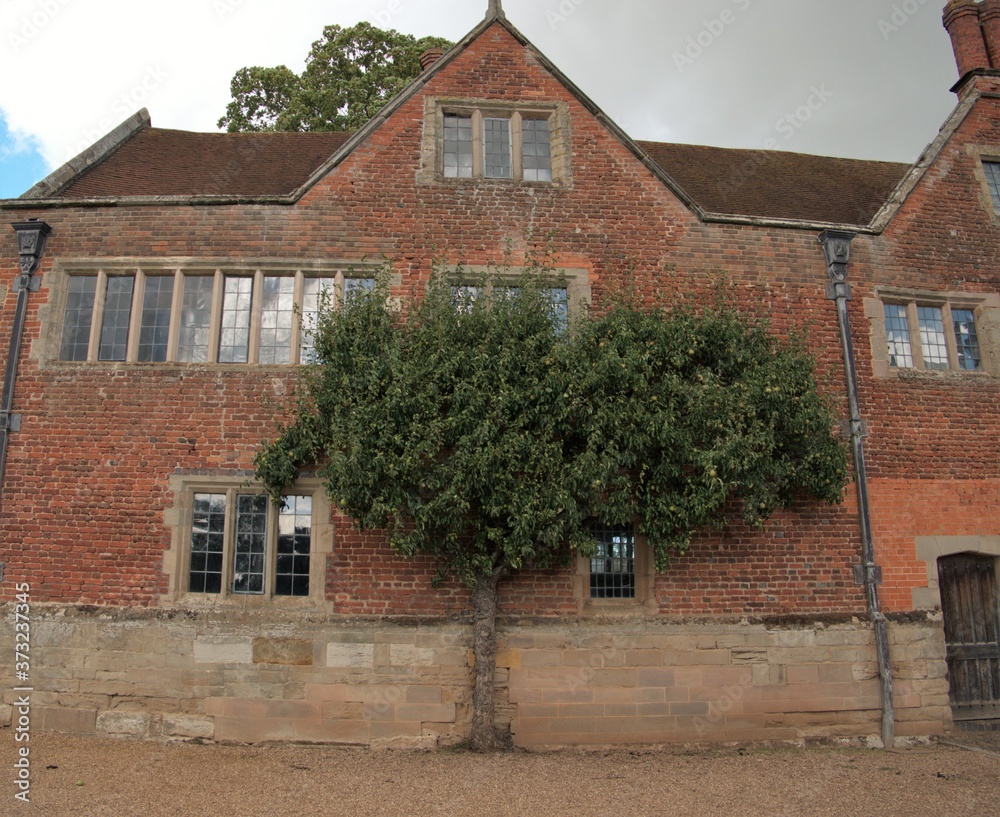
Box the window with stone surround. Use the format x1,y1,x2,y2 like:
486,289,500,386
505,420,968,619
589,524,636,599
164,475,332,605
866,289,1000,378
420,97,570,186
575,522,655,615
54,264,380,365
983,160,1000,213
446,265,587,331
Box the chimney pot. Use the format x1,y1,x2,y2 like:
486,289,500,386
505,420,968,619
943,0,990,79
419,49,445,71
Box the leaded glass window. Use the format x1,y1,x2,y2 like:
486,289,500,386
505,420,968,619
590,525,636,599
60,276,97,361
137,276,174,363
884,304,914,369
98,276,134,361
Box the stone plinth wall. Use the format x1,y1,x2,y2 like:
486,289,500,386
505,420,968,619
0,607,952,749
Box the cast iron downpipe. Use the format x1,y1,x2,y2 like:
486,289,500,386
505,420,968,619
1,220,52,511
819,230,894,749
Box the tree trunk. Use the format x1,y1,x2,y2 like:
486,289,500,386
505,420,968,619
468,569,510,752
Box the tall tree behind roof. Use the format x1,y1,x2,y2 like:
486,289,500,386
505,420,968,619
219,22,452,133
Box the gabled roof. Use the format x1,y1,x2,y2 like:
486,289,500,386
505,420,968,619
638,142,909,227
2,3,913,230
57,128,354,199
29,122,909,227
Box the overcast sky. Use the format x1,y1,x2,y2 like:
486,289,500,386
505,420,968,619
0,0,962,199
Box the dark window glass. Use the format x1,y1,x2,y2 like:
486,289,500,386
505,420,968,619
276,495,312,597
60,276,97,361
952,309,982,371
189,493,226,593
137,276,174,362
522,118,552,182
232,494,268,594
484,117,512,179
984,161,1000,213
590,525,635,599
98,276,135,361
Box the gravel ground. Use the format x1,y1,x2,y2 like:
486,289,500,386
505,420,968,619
5,732,1000,817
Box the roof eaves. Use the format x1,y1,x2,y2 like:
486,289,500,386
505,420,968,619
0,193,298,210
699,211,880,234
19,108,151,200
869,90,981,233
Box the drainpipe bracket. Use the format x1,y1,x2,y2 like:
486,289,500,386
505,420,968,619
0,413,21,432
12,274,40,293
853,564,883,586
840,419,869,438
825,281,852,301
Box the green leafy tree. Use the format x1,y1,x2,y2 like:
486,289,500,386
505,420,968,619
255,266,849,752
219,22,452,132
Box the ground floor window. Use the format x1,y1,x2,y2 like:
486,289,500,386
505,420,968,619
590,524,636,599
165,475,332,605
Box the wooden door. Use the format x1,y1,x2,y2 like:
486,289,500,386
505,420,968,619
938,554,1000,720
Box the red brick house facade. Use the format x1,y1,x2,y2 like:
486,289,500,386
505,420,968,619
0,1,996,747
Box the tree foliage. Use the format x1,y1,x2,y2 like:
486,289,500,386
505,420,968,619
254,264,849,749
218,22,452,132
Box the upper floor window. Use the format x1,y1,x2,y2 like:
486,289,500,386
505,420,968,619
883,301,981,372
983,160,1000,213
442,110,550,182
57,266,377,366
866,289,998,378
421,97,569,186
450,281,569,331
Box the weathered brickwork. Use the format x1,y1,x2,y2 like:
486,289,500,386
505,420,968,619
1,8,997,745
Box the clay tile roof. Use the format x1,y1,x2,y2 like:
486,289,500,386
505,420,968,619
58,127,354,199
53,126,911,226
637,141,910,225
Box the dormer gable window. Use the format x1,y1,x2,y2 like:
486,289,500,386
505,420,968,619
422,97,569,186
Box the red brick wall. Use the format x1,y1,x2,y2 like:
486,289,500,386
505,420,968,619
840,87,1000,609
1,24,996,618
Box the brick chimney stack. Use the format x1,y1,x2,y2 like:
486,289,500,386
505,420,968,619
419,49,445,71
940,0,1000,91
943,0,990,78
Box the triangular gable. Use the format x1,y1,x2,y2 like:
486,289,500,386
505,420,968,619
868,90,981,233
287,7,701,220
